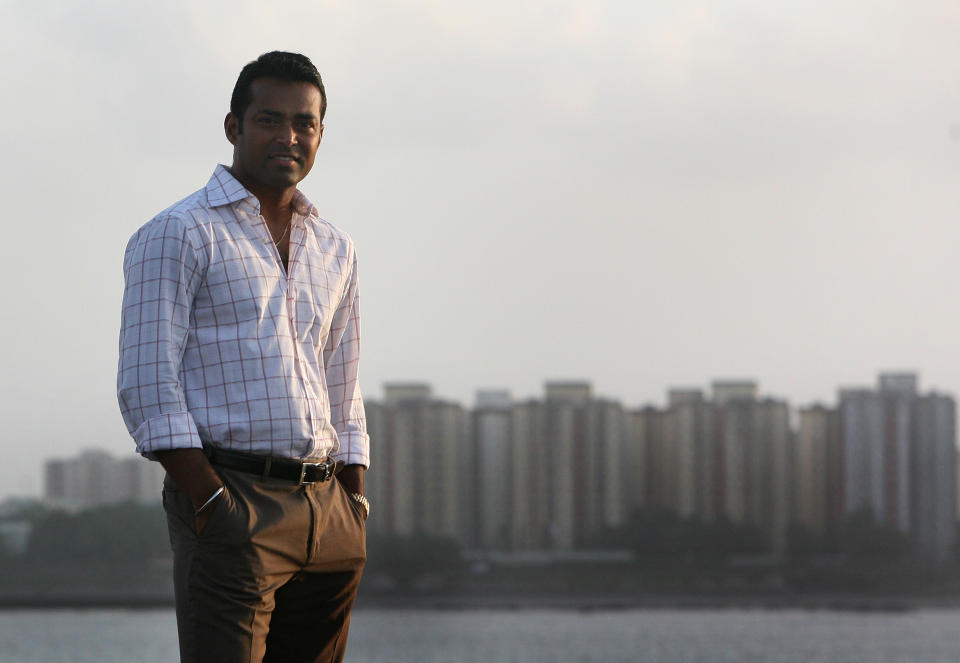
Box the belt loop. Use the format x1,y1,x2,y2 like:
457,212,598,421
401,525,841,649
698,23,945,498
261,456,272,482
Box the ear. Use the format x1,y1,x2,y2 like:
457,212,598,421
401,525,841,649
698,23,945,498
224,112,239,145
318,124,324,143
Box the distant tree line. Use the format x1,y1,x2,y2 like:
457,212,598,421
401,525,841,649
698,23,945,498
0,502,465,592
24,502,169,564
4,501,959,597
586,507,923,564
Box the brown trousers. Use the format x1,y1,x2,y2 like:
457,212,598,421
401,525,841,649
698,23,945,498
162,466,366,663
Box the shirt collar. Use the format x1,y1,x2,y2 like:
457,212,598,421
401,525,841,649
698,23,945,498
205,165,318,219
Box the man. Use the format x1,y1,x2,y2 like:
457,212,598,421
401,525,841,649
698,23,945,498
118,51,369,663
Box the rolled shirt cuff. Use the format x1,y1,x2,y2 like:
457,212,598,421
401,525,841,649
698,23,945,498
331,431,370,469
132,411,204,461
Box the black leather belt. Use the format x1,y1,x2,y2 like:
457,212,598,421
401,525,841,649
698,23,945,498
207,447,342,484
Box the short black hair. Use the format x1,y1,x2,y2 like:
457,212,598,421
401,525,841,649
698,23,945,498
230,51,327,127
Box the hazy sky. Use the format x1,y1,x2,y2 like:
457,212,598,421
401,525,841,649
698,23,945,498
1,0,958,498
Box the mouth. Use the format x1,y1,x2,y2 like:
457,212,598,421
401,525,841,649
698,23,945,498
268,153,301,166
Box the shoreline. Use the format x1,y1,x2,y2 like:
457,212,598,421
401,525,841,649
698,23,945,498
4,592,960,612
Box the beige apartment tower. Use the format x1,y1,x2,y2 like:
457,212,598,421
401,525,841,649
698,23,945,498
794,405,841,537
364,383,466,540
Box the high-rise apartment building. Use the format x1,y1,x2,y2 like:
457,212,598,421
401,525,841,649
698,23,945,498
363,383,466,540
710,381,792,552
541,382,625,547
511,398,549,549
472,390,513,550
622,405,664,515
878,372,916,533
834,373,958,563
45,450,165,511
712,381,757,525
665,389,714,521
912,392,957,563
590,398,626,532
838,388,885,520
756,398,793,553
542,382,587,550
794,405,841,537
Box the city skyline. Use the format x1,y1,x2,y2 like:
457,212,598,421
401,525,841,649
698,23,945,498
7,368,957,504
367,371,956,562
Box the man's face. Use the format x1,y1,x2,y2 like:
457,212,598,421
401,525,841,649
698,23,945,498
225,78,324,194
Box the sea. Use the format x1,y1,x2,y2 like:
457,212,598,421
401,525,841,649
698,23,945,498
2,607,959,662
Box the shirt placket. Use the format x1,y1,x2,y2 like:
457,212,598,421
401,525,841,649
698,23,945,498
256,209,320,458
285,218,325,458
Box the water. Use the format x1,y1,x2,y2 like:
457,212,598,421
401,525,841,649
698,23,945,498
2,607,960,662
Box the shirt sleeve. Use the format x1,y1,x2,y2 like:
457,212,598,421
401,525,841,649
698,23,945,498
324,248,371,468
117,214,206,460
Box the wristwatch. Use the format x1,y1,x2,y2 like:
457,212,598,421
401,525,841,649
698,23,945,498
349,492,370,519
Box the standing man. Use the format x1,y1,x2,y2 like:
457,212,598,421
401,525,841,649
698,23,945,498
118,51,369,663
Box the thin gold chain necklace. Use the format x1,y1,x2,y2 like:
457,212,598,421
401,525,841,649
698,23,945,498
272,222,290,248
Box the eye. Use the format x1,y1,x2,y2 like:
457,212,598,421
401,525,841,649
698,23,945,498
256,116,279,127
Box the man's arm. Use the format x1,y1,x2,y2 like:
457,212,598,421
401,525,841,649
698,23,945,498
118,215,211,485
324,248,370,493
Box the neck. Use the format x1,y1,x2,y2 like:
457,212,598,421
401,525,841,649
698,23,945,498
227,167,296,227
258,195,295,228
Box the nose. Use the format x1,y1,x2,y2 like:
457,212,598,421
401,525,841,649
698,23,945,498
274,121,297,146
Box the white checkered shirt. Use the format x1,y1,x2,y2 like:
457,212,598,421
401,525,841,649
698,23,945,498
118,165,369,466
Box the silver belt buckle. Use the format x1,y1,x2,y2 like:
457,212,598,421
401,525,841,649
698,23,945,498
299,461,320,485
298,459,332,484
